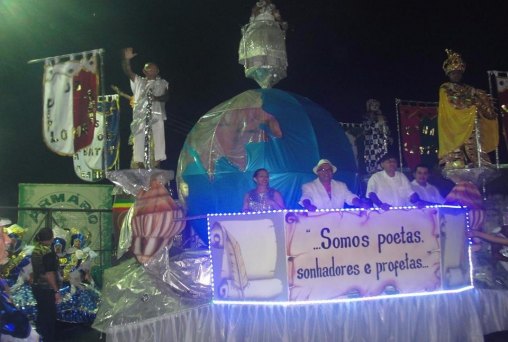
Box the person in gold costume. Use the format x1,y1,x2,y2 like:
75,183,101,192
438,49,498,169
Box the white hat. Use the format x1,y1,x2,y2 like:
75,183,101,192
312,159,337,175
0,217,12,227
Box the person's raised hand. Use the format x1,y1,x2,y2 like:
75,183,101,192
123,47,137,60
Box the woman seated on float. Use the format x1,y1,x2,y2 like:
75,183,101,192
242,168,285,212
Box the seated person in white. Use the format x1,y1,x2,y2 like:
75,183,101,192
299,159,367,211
367,153,421,210
410,164,445,204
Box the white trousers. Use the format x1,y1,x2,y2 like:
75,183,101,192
132,119,166,162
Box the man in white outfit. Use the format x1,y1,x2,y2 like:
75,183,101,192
299,159,368,211
122,47,169,168
367,153,421,210
410,164,445,204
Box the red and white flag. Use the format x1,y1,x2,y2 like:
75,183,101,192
398,101,438,169
42,54,98,155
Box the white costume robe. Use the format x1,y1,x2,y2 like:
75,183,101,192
299,178,357,209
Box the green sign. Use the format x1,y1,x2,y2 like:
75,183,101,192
18,183,114,286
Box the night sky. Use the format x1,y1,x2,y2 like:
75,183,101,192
1,0,508,205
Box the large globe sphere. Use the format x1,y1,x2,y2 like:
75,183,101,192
177,88,358,243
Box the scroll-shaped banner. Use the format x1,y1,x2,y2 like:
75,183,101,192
218,279,283,300
209,215,286,301
209,207,471,303
286,210,442,300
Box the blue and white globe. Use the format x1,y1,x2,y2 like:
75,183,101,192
177,88,358,243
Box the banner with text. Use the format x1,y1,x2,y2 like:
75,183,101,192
43,55,98,155
209,207,470,302
17,183,113,285
73,95,120,182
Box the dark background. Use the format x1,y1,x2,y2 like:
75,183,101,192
1,0,508,205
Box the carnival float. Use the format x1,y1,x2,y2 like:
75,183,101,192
2,1,508,341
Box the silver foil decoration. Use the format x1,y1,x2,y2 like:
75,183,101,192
116,206,134,259
106,169,174,196
143,246,213,298
442,167,499,186
107,168,184,264
239,1,288,88
144,88,154,169
92,247,212,332
107,168,177,260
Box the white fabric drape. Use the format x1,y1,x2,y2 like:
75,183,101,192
106,289,508,342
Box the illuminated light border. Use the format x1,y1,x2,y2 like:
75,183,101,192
465,209,475,287
212,285,474,306
207,205,471,306
207,204,463,218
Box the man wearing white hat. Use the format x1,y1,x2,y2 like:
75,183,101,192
299,159,365,211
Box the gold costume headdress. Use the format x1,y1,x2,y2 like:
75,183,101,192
4,224,25,238
442,49,466,75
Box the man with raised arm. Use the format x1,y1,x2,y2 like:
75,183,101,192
122,47,169,169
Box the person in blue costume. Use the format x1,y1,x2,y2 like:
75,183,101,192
0,218,32,340
0,279,32,340
0,222,30,287
243,168,285,212
5,226,100,327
